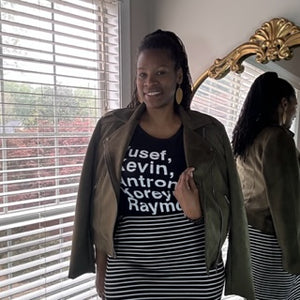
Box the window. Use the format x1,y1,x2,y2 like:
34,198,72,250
0,0,120,299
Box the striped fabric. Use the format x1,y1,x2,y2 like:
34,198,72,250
248,225,300,300
105,213,225,300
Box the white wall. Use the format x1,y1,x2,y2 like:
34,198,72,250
126,0,300,99
124,0,300,144
143,0,300,82
125,0,300,85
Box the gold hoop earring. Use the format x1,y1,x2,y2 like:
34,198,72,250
176,86,183,105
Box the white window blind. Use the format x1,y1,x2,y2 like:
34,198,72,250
192,62,264,138
0,0,120,299
192,61,300,142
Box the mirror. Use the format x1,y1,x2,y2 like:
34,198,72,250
191,20,300,300
192,17,300,93
191,17,300,146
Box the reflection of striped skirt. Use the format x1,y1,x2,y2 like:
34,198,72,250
248,225,300,300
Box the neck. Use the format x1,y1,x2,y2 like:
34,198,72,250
139,106,182,138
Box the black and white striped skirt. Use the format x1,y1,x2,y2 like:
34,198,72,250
104,213,225,300
248,225,300,300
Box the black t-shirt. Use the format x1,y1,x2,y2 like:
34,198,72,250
119,125,186,216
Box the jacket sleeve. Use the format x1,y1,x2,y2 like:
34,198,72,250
68,120,102,279
222,131,255,300
262,129,300,274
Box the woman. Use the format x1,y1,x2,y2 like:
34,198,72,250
69,29,254,300
232,72,300,299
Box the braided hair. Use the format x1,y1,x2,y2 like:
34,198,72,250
127,29,193,110
232,71,296,158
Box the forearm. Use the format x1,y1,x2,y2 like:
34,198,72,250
95,249,107,299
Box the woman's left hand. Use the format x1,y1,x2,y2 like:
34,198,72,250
173,167,202,220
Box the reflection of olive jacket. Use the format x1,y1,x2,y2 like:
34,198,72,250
69,103,254,299
237,125,300,275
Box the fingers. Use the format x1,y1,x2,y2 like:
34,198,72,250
174,167,198,201
176,167,195,191
184,167,195,176
188,172,197,190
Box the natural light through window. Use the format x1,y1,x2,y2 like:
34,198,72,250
0,0,120,299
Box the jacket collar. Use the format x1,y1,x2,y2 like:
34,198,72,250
102,104,147,196
268,123,295,137
177,105,213,130
177,106,215,177
111,102,146,126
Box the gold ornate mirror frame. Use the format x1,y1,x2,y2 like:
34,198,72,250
192,18,300,94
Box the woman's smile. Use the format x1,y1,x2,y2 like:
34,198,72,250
145,90,161,97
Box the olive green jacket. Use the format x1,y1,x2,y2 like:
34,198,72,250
69,103,255,299
237,125,300,275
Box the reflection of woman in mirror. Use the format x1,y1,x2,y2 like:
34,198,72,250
69,30,255,300
232,72,300,299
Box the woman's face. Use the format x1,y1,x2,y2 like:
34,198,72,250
284,95,298,129
136,48,182,110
